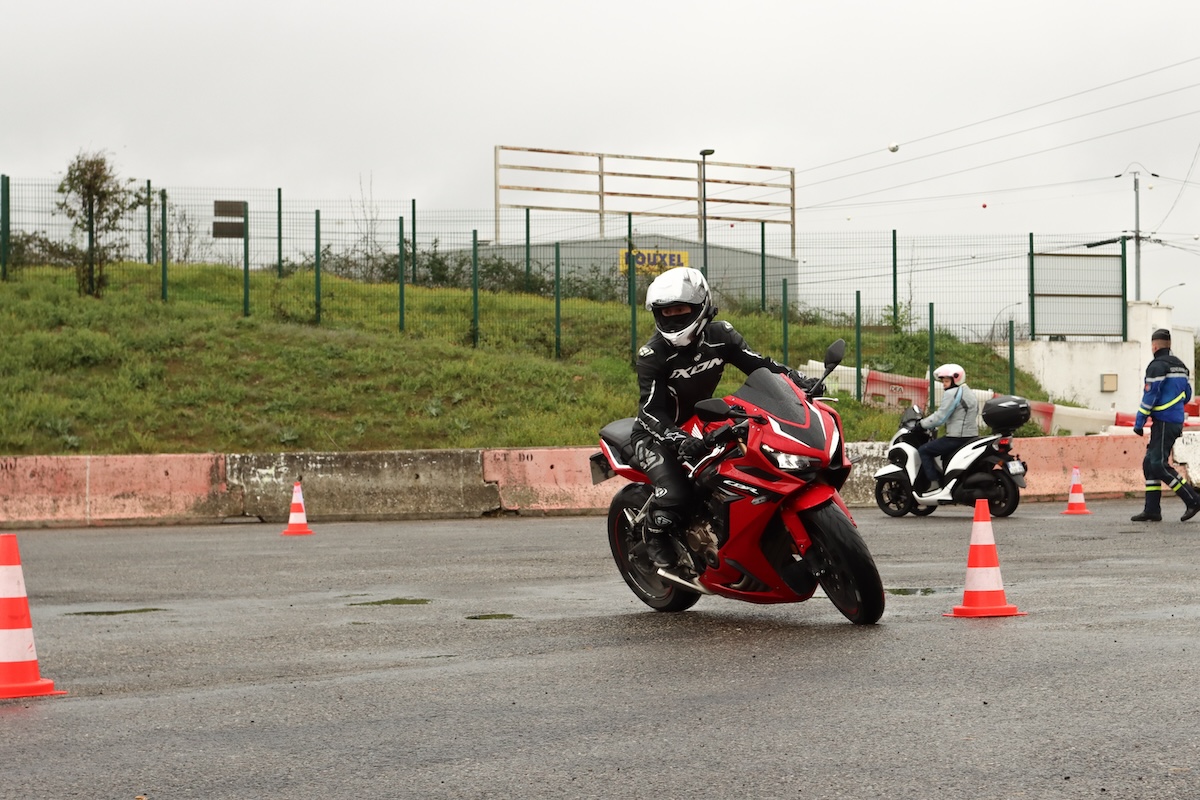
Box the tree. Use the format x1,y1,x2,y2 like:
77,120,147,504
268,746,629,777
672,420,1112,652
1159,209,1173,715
56,150,143,297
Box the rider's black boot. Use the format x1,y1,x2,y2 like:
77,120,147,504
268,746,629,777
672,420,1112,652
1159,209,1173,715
644,533,675,569
643,508,683,569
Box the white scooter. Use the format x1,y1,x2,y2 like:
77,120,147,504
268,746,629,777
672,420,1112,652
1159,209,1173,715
873,396,1031,517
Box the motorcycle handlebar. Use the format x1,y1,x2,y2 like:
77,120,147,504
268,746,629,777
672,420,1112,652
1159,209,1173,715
704,419,750,448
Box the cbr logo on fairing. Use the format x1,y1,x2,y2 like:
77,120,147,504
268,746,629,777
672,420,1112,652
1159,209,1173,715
671,357,722,379
722,480,759,495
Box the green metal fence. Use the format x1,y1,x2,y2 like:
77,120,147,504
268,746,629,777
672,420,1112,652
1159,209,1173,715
0,175,1126,395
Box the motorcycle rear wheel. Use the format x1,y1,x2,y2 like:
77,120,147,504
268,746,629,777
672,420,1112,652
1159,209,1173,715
800,503,885,625
988,470,1021,517
874,477,914,517
607,484,700,613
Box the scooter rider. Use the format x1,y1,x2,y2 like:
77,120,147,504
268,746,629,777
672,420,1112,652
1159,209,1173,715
915,363,978,498
631,266,820,569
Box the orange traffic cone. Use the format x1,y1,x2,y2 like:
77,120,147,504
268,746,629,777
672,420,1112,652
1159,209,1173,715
1061,466,1091,515
945,500,1026,618
280,481,315,536
0,533,66,699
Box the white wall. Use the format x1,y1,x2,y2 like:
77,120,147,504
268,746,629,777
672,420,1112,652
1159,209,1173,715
1007,301,1195,413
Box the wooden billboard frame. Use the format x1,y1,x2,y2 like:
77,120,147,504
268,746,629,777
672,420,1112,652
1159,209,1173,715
495,146,796,257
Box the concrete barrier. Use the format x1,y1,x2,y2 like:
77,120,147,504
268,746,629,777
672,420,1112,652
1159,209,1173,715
0,434,1183,528
482,448,625,515
0,454,237,526
229,450,502,521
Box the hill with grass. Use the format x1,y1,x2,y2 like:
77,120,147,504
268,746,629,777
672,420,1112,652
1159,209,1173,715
0,264,1053,456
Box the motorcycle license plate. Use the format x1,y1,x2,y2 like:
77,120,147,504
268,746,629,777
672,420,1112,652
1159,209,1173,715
1006,460,1026,476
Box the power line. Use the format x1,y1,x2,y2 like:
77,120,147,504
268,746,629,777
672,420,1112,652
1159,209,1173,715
803,109,1200,209
796,55,1200,176
797,82,1200,192
1153,136,1200,230
802,176,1114,212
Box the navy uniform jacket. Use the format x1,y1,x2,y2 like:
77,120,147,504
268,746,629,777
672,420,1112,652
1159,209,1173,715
631,321,791,450
1135,347,1192,427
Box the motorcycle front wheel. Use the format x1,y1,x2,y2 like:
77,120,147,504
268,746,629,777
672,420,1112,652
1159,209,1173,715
874,477,914,517
607,484,700,613
989,470,1021,517
799,503,885,625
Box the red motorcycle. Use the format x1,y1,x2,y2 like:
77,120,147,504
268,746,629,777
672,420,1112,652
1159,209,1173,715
590,340,885,625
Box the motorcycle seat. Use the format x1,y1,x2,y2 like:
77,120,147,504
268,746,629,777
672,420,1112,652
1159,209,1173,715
600,417,638,463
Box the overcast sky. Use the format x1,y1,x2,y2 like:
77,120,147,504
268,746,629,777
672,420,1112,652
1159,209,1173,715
5,0,1200,325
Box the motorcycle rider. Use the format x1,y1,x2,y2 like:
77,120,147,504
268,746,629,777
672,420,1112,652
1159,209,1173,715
631,266,820,569
915,363,978,498
1130,328,1200,522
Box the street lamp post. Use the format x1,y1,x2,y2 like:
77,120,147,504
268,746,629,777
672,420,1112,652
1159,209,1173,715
699,149,714,276
1154,282,1185,305
989,301,1022,342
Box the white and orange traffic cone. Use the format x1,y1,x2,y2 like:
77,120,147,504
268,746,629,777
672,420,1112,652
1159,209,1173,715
0,533,67,699
1061,466,1091,515
945,500,1026,619
280,481,315,536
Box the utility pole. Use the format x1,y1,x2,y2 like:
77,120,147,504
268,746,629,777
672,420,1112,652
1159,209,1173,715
1116,167,1158,301
1134,170,1142,301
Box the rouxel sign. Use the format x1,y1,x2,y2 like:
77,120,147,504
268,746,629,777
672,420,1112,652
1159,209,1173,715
619,249,689,277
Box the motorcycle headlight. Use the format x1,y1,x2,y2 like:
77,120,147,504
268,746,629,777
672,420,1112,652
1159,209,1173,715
763,445,819,472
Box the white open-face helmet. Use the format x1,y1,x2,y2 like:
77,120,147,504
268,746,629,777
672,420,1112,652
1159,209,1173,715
933,363,965,387
645,267,714,348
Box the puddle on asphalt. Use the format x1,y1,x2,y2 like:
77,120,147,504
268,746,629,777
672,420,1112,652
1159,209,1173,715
66,608,166,616
347,597,431,606
885,587,956,596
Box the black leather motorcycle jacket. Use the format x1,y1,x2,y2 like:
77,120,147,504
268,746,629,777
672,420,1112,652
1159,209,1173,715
631,321,792,450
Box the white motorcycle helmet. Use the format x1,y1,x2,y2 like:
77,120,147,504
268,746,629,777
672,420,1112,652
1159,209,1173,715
933,363,966,387
645,267,714,348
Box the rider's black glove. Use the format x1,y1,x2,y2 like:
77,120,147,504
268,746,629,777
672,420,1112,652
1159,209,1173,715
676,436,709,462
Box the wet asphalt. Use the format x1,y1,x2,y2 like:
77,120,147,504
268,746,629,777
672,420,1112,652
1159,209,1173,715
2,498,1198,799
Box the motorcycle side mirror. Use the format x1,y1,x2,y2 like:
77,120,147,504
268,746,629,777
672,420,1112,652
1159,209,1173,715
824,339,846,371
694,398,733,422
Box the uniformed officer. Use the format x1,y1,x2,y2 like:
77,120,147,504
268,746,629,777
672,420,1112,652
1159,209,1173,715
1131,328,1200,522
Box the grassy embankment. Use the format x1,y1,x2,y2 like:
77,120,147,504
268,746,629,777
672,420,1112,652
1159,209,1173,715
0,263,1051,455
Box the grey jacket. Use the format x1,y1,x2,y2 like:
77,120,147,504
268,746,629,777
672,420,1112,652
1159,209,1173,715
920,383,979,438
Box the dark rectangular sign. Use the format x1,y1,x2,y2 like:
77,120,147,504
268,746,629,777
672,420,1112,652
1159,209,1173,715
212,221,246,239
213,201,245,218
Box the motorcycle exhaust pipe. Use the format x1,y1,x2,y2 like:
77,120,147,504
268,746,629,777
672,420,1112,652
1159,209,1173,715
656,568,712,594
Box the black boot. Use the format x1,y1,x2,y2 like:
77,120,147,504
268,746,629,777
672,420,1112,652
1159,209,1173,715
643,509,682,569
1181,486,1200,522
644,532,675,568
1134,488,1163,522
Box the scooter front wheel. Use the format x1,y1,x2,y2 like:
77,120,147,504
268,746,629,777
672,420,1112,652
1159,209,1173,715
874,477,914,517
607,484,700,613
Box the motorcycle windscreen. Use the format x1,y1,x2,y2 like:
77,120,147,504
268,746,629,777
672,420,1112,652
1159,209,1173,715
731,368,827,450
